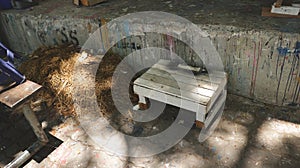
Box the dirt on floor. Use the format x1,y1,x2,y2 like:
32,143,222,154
18,44,143,134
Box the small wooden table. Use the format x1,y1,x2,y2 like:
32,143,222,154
133,60,227,128
0,80,48,168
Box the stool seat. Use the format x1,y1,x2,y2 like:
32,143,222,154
133,59,227,127
0,80,42,108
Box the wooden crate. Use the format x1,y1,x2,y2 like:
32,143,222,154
133,59,227,127
73,0,106,6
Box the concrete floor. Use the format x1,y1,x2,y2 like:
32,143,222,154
0,94,299,168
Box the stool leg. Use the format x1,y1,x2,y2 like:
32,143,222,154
5,104,48,168
195,109,205,128
133,95,148,110
195,120,204,128
23,104,48,143
138,95,148,110
138,95,146,104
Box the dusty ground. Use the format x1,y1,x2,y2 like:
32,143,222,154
2,94,297,168
0,46,300,167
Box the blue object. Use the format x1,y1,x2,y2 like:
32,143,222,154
295,41,300,53
0,0,12,10
295,41,300,59
0,42,15,63
296,41,300,50
0,42,25,85
277,47,288,56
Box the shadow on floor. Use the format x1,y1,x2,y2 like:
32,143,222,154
0,106,63,167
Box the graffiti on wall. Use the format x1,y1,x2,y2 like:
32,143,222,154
24,19,80,46
113,30,300,106
1,12,299,106
222,32,300,106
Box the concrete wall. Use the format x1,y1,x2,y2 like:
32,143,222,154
0,13,99,54
111,29,300,106
0,12,299,106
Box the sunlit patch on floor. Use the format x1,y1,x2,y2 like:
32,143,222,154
206,118,248,166
257,119,300,151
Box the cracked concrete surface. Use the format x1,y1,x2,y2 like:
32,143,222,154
0,94,296,168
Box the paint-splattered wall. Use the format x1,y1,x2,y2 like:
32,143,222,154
213,31,300,106
111,30,300,106
0,13,299,107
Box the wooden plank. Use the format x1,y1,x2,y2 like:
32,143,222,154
0,80,41,108
134,85,207,115
80,0,106,6
156,60,227,78
145,68,219,91
134,80,210,105
177,63,201,72
204,90,226,127
206,78,227,112
136,73,215,98
262,7,300,18
153,61,225,84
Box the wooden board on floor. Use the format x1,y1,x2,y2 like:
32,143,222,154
0,80,41,108
262,7,300,18
80,0,106,6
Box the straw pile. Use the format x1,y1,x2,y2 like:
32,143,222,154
19,44,80,116
19,44,137,119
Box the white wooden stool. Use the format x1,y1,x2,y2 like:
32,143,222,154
133,59,227,128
